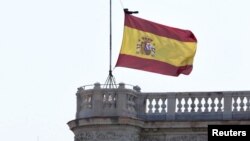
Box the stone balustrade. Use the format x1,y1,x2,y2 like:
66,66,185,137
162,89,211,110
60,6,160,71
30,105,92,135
76,82,140,119
75,82,250,121
138,91,250,121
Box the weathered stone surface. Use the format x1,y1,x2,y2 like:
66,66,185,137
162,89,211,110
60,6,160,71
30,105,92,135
75,131,139,141
72,125,140,141
68,83,250,141
165,135,207,141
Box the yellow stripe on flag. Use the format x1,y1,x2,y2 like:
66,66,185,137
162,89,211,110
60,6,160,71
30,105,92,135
120,26,197,67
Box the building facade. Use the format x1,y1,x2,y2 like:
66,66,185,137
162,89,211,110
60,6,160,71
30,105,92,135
68,82,250,141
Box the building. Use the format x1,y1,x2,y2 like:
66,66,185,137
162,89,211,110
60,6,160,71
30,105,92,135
68,82,250,141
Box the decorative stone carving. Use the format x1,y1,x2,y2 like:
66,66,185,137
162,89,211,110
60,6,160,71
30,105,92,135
165,135,207,141
74,131,139,141
75,132,94,141
141,135,207,141
127,94,136,113
141,135,162,141
103,92,117,109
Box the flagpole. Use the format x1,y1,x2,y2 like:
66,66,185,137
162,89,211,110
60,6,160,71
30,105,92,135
104,2,139,88
109,0,112,74
104,0,116,88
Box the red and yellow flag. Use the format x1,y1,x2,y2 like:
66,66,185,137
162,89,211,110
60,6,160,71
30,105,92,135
115,14,197,76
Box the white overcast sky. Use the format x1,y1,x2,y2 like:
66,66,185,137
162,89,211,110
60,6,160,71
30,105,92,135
0,0,250,141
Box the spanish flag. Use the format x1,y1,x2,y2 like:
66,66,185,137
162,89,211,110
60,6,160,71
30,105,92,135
115,14,197,76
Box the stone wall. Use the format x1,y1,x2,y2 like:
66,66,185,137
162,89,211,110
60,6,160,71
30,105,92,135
68,83,250,141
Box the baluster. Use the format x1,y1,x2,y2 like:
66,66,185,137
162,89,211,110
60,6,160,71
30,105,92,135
239,96,245,112
210,97,216,112
127,95,133,112
108,93,112,108
84,95,90,109
154,98,160,113
190,97,196,112
103,93,106,102
105,93,110,108
114,93,117,108
127,95,131,111
161,98,167,113
233,97,238,112
204,97,209,112
197,97,203,113
111,93,115,108
184,97,189,112
177,98,182,113
88,95,92,108
81,96,86,109
246,97,250,111
131,96,136,112
217,96,223,112
148,98,153,114
86,95,90,108
110,93,114,108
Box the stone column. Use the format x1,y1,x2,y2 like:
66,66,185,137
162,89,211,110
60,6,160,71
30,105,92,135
223,92,232,120
91,83,104,117
167,94,176,120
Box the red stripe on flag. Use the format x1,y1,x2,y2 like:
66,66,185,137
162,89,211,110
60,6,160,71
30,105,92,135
116,54,193,76
125,14,197,42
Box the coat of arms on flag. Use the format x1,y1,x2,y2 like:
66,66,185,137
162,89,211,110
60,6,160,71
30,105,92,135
136,36,156,57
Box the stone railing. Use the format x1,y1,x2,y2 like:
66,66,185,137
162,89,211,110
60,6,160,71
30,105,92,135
76,83,140,119
75,83,250,121
138,91,250,121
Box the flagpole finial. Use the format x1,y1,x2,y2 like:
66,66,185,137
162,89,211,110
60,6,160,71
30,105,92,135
124,8,139,14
